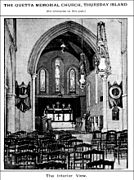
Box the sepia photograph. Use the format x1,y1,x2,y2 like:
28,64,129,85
4,18,128,170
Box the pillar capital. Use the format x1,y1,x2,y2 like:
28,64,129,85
5,84,8,89
99,73,109,80
7,92,16,98
32,73,37,80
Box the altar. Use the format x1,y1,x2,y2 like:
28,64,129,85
44,102,73,122
44,102,75,130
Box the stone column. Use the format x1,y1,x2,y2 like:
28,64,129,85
7,93,16,133
86,82,90,112
5,20,17,134
95,73,98,104
4,85,8,137
32,73,36,131
121,19,127,130
6,46,16,134
102,75,108,131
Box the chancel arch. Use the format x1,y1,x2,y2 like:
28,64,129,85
28,21,96,131
28,21,97,75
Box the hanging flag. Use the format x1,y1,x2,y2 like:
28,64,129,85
15,81,31,112
108,81,123,108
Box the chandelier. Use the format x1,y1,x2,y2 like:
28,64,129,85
60,42,66,53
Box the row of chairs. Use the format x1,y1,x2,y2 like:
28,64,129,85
36,149,114,170
5,129,126,169
4,130,56,167
91,130,128,167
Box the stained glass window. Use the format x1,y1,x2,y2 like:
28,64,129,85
69,69,76,92
40,69,46,92
55,59,60,92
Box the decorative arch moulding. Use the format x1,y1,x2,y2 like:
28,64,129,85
28,20,97,75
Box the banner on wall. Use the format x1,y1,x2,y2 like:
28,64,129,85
15,81,31,112
108,81,123,108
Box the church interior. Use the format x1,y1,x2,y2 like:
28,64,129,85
4,18,128,169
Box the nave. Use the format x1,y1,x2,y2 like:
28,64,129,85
4,18,128,171
4,129,128,170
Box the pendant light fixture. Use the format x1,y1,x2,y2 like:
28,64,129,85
79,18,87,90
95,21,111,77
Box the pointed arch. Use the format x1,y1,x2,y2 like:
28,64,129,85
36,67,49,94
28,21,97,75
67,66,79,95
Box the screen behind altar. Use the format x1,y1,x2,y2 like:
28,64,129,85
44,102,73,122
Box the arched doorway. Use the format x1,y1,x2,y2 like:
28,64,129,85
28,20,96,130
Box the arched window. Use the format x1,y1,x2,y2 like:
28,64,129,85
69,68,76,92
55,58,61,92
39,69,46,92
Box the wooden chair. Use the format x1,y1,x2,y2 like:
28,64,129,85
83,149,104,169
14,151,39,169
65,139,83,168
105,130,117,157
46,143,65,152
5,137,18,165
74,143,92,152
27,131,38,138
114,130,128,167
59,136,77,148
36,161,67,169
17,143,38,153
73,143,92,169
65,139,83,152
40,139,56,151
14,131,27,138
40,151,49,163
39,140,58,162
91,131,102,150
17,137,31,146
47,150,69,169
58,132,72,140
4,163,20,169
58,135,74,143
86,159,114,169
101,132,107,151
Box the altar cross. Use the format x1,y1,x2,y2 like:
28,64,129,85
57,114,61,120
